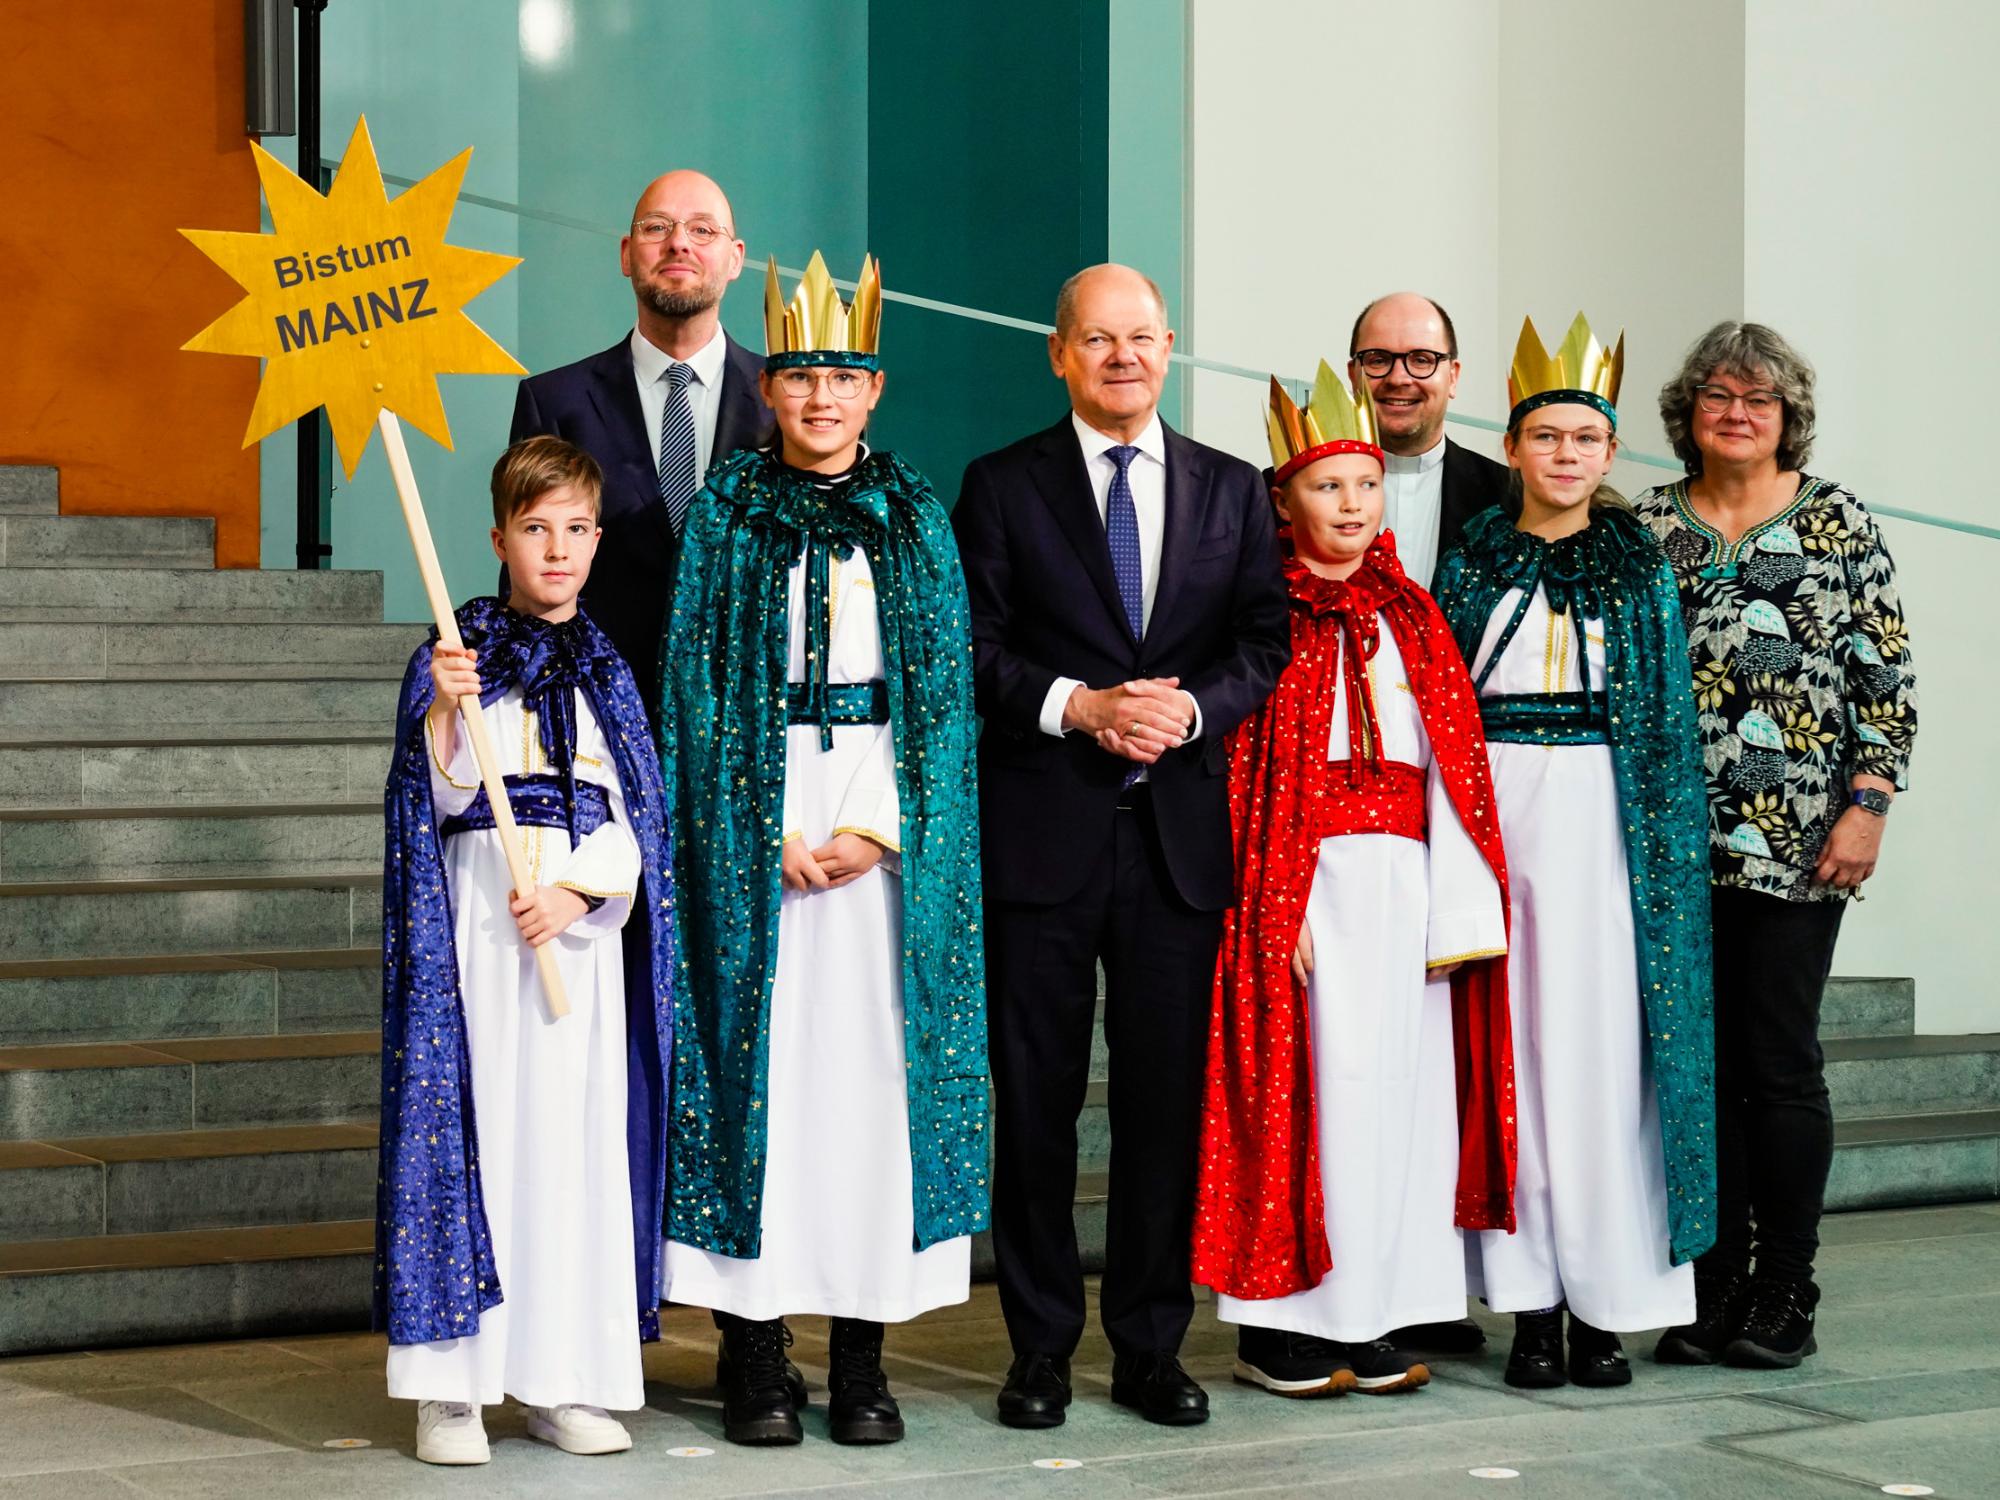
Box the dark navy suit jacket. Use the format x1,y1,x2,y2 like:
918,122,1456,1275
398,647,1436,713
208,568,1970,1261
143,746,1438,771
508,332,773,710
953,416,1290,912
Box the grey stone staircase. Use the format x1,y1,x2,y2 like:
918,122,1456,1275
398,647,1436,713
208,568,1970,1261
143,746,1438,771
0,463,1993,1353
0,465,397,1352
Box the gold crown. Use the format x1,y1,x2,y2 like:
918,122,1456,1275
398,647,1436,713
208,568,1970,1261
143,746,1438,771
763,251,882,363
1508,312,1624,415
1267,360,1381,482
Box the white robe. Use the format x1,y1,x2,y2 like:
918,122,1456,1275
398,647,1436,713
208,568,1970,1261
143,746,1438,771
1464,585,1696,1332
1219,620,1505,1342
661,545,971,1322
386,684,647,1410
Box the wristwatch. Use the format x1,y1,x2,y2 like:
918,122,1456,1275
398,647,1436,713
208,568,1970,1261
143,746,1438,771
1851,788,1892,816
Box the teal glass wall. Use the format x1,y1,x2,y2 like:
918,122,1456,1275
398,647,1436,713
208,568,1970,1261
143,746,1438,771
264,2,1187,619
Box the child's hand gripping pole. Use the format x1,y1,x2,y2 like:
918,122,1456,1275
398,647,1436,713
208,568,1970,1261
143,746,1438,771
379,410,571,1019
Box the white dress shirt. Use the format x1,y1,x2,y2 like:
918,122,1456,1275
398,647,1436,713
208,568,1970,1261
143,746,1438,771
1383,437,1448,590
630,323,729,480
1037,412,1202,745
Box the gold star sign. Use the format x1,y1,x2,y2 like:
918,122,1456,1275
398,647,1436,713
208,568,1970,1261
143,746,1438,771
180,115,523,477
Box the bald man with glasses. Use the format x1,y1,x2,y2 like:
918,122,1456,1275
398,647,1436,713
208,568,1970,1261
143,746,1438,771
1347,292,1510,589
509,170,774,713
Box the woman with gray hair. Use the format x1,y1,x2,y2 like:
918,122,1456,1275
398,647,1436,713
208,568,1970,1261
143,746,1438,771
1634,322,1917,1372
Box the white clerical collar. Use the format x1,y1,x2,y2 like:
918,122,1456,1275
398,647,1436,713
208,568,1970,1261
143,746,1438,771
1071,410,1166,468
1384,436,1447,475
630,322,727,388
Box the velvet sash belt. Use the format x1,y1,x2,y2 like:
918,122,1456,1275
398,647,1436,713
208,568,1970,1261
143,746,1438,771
439,773,611,840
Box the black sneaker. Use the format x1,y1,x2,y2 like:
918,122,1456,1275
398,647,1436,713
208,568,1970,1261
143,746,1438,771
1340,1338,1430,1395
1387,1319,1486,1354
1232,1326,1356,1398
827,1317,904,1444
1655,1268,1748,1365
1565,1316,1632,1387
1504,1309,1566,1389
1725,1277,1819,1368
717,1314,804,1445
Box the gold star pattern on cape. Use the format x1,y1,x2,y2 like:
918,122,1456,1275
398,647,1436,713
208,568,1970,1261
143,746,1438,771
181,115,524,477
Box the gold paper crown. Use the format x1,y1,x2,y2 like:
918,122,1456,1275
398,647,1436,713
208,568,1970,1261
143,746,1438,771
763,250,882,365
1508,312,1625,419
1267,360,1382,483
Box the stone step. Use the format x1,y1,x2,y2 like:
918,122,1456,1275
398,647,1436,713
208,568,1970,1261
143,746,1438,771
0,1032,379,1141
0,738,394,812
0,1122,377,1242
1822,975,1916,1039
0,1219,373,1354
0,873,381,962
0,804,381,882
0,676,402,742
0,565,385,623
0,621,420,682
1826,1110,2000,1211
0,948,378,1047
1825,1033,2000,1119
0,514,212,569
0,467,59,516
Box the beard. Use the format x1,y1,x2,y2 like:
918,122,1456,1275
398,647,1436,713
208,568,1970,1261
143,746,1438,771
638,271,724,319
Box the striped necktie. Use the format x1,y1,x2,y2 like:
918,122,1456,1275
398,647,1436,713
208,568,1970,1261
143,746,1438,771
657,361,698,537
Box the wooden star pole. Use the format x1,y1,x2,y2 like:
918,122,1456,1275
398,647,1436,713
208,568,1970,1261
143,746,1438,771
181,116,570,1017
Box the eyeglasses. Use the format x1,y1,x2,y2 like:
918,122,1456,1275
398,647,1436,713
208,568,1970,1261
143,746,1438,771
1519,427,1612,455
774,368,872,400
1694,384,1781,417
1353,348,1451,379
630,216,731,247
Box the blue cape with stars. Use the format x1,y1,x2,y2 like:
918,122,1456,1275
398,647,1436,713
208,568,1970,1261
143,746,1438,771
373,597,675,1345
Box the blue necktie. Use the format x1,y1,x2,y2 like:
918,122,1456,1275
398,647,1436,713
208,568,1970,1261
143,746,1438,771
1105,444,1145,639
657,361,698,537
1105,444,1145,787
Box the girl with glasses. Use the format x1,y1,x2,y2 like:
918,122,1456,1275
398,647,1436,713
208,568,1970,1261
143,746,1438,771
1433,315,1716,1392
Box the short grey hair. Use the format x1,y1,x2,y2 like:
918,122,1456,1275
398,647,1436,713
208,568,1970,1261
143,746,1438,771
1053,265,1170,337
1659,321,1817,474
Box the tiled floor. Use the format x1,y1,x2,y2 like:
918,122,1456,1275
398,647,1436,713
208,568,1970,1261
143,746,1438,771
2,1202,1997,1498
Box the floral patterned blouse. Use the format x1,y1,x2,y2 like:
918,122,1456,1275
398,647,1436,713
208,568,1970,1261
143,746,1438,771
1634,475,1917,902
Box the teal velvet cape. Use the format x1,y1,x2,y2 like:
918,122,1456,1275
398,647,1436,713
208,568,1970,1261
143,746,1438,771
1434,505,1718,1265
659,447,987,1256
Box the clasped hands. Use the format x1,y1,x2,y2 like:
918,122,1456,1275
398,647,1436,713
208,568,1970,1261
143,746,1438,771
783,831,889,893
1064,677,1195,765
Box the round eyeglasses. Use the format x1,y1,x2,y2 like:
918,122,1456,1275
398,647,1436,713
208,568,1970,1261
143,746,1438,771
1354,348,1451,380
1518,426,1612,455
774,368,872,401
630,216,731,247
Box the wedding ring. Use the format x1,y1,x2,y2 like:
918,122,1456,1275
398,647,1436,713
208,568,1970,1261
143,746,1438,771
1129,721,1143,736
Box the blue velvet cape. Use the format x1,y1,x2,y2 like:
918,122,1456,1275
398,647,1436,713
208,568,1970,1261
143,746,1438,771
660,448,987,1258
1435,505,1717,1265
373,597,675,1345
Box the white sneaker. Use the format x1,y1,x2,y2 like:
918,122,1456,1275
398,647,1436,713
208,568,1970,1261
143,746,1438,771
525,1403,632,1455
415,1401,490,1465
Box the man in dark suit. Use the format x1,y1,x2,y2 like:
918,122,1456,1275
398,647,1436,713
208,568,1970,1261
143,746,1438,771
954,264,1289,1430
1347,292,1511,589
510,169,773,712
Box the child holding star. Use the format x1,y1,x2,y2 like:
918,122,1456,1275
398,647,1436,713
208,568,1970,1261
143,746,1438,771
376,436,675,1466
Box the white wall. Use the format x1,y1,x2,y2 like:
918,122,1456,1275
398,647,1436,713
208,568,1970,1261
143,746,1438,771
1187,0,1998,1034
1744,0,2000,1033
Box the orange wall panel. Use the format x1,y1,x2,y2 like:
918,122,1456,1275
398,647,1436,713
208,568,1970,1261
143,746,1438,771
0,3,262,566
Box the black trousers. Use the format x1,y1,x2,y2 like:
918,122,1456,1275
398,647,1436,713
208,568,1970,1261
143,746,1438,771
1701,884,1846,1284
986,793,1223,1359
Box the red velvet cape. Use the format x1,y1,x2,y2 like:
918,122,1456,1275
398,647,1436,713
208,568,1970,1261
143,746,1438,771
1191,530,1518,1301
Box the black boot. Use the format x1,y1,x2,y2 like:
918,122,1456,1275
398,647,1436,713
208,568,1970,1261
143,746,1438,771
1655,1267,1749,1365
714,1311,808,1410
717,1314,803,1445
827,1317,904,1445
1726,1276,1819,1368
1565,1315,1632,1387
1504,1309,1566,1389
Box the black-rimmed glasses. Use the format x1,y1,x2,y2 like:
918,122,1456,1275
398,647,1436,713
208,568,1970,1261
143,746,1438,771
1353,348,1452,379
